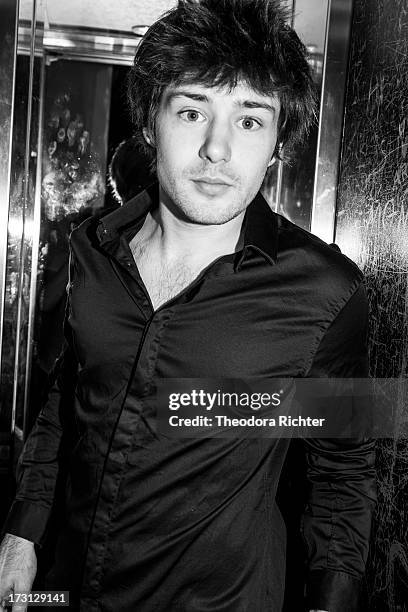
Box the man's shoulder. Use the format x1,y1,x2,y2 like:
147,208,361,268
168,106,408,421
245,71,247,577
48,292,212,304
69,190,152,251
274,212,364,301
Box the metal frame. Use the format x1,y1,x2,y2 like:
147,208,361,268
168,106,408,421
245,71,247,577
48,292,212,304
310,0,355,243
0,0,19,383
22,54,45,441
11,0,38,440
17,21,140,66
0,0,20,480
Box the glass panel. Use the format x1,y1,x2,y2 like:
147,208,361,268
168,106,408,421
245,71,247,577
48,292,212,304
1,54,41,432
41,59,111,222
279,0,328,231
261,0,328,230
26,59,113,429
0,0,19,433
310,0,354,243
0,0,19,523
0,0,44,440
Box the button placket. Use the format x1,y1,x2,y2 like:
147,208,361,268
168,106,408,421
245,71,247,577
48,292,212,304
80,309,174,596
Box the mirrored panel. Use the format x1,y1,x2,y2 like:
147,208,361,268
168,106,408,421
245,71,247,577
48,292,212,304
0,0,20,520
261,0,328,230
0,0,44,444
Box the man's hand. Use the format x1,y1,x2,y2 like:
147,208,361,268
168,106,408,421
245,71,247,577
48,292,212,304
0,533,37,612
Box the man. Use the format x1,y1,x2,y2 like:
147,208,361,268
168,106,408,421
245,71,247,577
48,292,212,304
0,1,376,611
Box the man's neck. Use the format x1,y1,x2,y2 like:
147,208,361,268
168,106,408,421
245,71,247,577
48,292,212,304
137,188,245,265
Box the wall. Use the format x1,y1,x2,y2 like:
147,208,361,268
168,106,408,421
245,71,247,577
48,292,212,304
336,0,408,609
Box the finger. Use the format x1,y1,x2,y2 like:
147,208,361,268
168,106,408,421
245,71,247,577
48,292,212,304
11,594,27,612
11,584,29,612
0,587,13,612
12,605,27,612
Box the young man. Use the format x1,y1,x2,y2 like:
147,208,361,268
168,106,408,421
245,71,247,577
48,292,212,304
0,1,376,611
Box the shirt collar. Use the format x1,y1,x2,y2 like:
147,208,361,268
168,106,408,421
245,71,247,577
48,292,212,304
96,185,154,244
239,191,278,265
96,183,278,268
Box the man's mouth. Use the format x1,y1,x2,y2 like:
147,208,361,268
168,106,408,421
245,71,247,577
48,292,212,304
192,176,233,195
193,176,233,186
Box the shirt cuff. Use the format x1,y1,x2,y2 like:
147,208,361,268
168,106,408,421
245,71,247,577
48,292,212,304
306,569,363,611
1,500,51,547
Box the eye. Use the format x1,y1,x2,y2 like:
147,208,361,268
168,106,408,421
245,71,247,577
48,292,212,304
239,117,262,130
179,109,205,123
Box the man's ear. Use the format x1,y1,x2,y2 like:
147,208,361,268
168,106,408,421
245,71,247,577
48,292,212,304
142,127,155,147
268,142,283,166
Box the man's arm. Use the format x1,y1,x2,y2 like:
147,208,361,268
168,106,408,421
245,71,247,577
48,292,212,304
302,282,377,612
1,338,78,547
0,328,78,611
2,238,78,547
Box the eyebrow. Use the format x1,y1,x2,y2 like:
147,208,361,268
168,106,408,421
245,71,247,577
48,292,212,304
166,91,209,104
239,99,277,114
165,90,278,114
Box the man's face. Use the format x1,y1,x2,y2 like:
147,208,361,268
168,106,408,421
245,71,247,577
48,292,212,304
149,81,281,225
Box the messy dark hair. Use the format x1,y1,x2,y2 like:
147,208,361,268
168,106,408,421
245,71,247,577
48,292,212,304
127,0,317,163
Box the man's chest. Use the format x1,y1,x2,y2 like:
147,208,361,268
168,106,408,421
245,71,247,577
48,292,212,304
69,250,326,379
130,237,206,311
136,256,200,312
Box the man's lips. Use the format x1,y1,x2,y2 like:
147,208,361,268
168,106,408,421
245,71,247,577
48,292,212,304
192,176,233,186
191,178,233,196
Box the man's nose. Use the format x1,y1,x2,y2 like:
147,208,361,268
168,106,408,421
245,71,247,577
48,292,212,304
199,121,231,164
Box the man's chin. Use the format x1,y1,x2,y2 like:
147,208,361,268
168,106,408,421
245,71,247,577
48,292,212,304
160,182,249,225
178,204,245,226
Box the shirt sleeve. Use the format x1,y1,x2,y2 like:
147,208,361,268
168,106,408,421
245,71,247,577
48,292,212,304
2,270,79,548
302,282,377,611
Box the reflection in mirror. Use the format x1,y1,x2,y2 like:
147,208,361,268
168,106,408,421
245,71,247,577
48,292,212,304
0,0,20,518
32,60,113,429
19,0,176,33
0,0,19,434
0,0,44,441
261,0,328,231
310,0,354,243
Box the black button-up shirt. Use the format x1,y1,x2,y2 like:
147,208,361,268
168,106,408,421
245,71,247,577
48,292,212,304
4,187,376,611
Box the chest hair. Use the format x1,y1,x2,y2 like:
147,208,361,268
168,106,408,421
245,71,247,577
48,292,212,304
130,238,201,311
